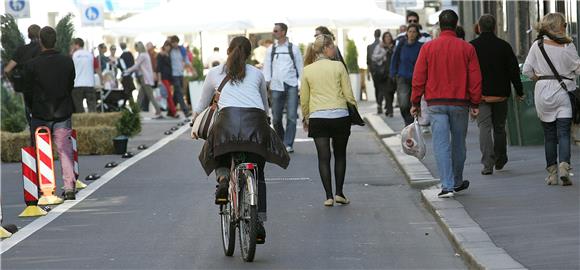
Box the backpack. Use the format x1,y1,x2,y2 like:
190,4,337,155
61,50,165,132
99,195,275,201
370,47,389,81
270,42,299,79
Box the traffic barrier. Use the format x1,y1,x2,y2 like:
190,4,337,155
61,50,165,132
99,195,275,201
18,146,48,217
71,130,87,190
0,226,12,239
35,127,63,206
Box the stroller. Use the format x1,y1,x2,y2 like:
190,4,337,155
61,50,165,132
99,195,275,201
97,70,126,112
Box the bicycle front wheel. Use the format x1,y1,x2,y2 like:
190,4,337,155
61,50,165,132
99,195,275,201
220,203,235,256
238,170,257,262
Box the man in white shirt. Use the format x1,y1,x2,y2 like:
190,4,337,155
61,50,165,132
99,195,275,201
263,23,304,153
205,47,224,68
71,38,97,113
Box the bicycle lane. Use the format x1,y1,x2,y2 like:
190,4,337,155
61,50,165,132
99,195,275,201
2,113,467,269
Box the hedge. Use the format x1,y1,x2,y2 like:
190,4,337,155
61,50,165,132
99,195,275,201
1,125,117,162
72,112,121,128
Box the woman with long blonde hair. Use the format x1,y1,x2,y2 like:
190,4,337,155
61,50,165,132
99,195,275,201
522,13,580,186
124,41,163,118
302,34,357,206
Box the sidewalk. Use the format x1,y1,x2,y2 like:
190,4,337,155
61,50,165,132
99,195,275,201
364,103,580,269
0,112,187,230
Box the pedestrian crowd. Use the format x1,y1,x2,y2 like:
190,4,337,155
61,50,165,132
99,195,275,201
2,10,578,244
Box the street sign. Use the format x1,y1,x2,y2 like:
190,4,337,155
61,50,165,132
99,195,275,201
5,0,30,19
80,4,104,27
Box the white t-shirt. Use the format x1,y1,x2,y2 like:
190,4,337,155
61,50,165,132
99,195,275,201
72,49,95,87
195,64,269,114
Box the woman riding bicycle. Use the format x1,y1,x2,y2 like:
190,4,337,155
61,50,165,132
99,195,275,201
191,36,290,244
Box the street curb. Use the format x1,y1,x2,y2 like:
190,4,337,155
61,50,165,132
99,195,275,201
364,114,397,138
369,116,527,270
381,135,439,188
421,189,526,270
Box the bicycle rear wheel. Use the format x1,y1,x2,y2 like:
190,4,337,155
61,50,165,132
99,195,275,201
220,203,235,256
238,170,257,262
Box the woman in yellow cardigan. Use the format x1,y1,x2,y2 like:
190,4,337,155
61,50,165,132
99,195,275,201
301,34,358,207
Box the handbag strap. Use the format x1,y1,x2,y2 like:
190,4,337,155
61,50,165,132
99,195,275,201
537,38,569,91
217,75,230,93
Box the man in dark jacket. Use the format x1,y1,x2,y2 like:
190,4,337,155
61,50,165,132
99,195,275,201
23,26,77,200
470,14,524,175
366,29,381,112
3,24,41,126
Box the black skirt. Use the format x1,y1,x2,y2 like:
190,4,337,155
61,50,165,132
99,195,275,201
308,116,351,138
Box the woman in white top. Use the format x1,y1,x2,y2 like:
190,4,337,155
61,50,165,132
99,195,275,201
522,13,580,186
192,36,289,244
124,41,162,118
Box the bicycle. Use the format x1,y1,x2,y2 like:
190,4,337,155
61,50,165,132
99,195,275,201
219,152,259,262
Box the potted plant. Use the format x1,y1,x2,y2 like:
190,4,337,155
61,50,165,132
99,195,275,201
113,102,141,154
345,39,361,101
188,46,205,108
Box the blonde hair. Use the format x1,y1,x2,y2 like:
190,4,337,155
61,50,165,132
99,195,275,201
134,41,146,53
537,13,572,44
304,34,335,66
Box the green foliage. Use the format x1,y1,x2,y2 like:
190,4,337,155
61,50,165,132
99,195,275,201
298,43,306,56
116,102,141,137
191,47,204,81
55,13,75,56
1,84,27,133
345,39,360,74
1,14,25,64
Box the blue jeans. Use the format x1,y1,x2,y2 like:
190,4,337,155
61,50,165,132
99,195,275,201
271,83,298,147
429,105,469,191
541,118,571,167
171,76,189,115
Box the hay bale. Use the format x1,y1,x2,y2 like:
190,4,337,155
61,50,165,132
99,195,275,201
0,131,30,162
76,126,116,155
72,112,121,128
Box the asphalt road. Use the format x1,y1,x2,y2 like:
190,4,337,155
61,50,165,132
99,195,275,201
2,124,466,269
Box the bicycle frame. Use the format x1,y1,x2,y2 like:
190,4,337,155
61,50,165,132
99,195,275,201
228,155,259,220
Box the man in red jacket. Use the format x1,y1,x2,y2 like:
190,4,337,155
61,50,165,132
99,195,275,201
411,10,482,198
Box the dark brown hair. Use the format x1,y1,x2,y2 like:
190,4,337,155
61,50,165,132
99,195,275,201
40,26,56,49
225,36,252,83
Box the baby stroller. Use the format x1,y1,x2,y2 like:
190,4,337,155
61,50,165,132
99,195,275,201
97,70,126,112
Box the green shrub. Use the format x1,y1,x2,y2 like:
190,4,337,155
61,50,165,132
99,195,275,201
1,14,24,64
191,47,204,81
1,85,27,132
345,39,360,74
55,13,74,56
116,102,141,137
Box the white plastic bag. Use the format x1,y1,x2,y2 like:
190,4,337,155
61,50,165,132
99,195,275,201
153,87,168,111
400,118,426,160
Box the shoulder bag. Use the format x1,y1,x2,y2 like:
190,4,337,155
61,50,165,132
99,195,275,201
191,76,230,140
537,38,580,124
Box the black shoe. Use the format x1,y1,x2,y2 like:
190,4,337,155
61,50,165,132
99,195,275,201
495,161,507,171
62,190,76,200
214,178,229,205
256,221,266,244
437,190,454,198
481,167,493,175
454,180,470,193
377,107,383,114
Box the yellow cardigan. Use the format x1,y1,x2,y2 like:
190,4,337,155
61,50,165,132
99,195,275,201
300,59,357,119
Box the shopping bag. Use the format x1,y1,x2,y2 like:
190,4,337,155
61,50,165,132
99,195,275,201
153,87,167,111
400,118,426,160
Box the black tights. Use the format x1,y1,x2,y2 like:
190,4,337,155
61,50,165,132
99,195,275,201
314,136,349,199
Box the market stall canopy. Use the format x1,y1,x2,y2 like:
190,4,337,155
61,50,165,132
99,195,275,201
109,0,405,35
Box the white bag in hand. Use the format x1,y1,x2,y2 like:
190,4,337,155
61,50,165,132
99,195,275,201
400,118,426,160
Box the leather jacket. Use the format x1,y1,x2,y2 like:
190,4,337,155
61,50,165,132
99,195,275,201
199,107,290,175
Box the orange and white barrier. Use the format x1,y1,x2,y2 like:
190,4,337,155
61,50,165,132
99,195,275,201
35,127,63,205
71,130,87,189
19,146,47,217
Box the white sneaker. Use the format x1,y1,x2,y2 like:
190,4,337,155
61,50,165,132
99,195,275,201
285,146,294,153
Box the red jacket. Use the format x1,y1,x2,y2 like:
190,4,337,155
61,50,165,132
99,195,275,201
411,30,482,108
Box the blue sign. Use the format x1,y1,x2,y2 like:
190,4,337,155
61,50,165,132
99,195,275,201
85,6,100,21
8,0,25,12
